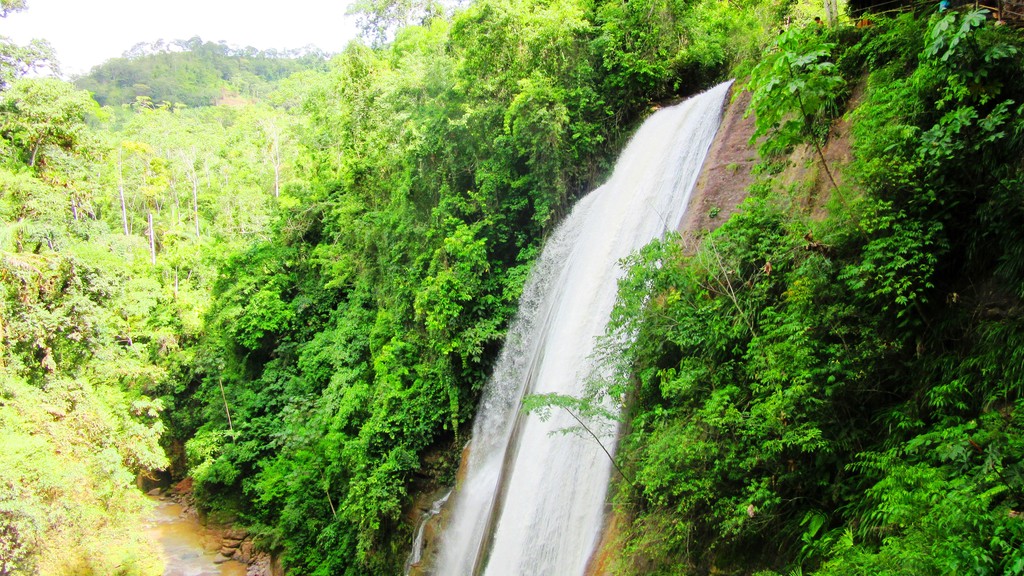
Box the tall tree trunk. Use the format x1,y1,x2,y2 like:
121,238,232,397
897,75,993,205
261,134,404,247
272,133,281,198
824,0,838,25
274,155,281,198
192,174,200,238
172,177,180,227
148,212,156,265
219,377,234,435
260,118,282,198
118,148,129,236
29,136,41,167
179,147,201,238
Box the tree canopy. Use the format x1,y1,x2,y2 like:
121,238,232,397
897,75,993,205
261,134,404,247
74,38,329,107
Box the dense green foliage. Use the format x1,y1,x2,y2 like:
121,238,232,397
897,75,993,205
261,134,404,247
0,23,300,572
177,1,775,572
601,12,1024,574
75,38,328,107
8,0,1023,574
3,0,774,572
0,79,169,575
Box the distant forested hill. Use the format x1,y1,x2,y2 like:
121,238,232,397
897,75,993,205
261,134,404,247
74,37,329,107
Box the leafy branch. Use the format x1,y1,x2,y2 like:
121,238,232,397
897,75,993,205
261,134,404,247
522,392,634,486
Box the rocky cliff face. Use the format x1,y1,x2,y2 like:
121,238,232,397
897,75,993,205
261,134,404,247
677,86,759,241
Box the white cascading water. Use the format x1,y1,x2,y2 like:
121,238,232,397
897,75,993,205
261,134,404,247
430,81,732,576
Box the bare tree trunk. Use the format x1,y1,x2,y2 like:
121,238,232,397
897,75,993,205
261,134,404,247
273,153,281,198
260,118,282,198
322,472,338,518
824,0,838,25
219,377,234,436
179,147,201,238
118,148,130,236
29,138,40,167
192,173,200,238
171,176,180,227
148,212,156,265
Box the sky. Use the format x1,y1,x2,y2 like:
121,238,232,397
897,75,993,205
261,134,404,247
2,0,361,76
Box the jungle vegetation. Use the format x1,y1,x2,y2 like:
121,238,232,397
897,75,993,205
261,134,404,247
601,10,1024,575
1,0,1022,573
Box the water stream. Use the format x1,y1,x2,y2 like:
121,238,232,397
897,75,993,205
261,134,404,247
431,81,732,575
146,497,248,576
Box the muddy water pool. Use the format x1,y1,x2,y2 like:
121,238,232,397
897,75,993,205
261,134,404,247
146,497,247,576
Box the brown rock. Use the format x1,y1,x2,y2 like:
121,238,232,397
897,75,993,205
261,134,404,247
219,546,236,557
246,551,274,576
236,540,254,564
222,537,244,548
173,476,194,495
213,553,231,564
679,85,756,241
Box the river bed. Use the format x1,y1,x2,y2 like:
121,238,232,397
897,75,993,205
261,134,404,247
146,497,248,576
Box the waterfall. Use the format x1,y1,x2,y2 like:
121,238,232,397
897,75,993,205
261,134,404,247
431,81,732,576
406,490,453,573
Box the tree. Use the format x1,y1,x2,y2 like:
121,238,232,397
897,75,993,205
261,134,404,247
747,26,846,191
0,0,56,89
0,38,55,91
348,0,445,45
0,78,96,168
0,0,26,17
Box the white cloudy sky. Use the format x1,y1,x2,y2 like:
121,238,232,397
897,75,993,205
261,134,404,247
2,0,360,75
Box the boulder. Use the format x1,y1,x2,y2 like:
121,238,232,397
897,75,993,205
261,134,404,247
246,551,273,576
236,540,254,564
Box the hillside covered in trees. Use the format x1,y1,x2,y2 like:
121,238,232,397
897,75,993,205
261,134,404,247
1,0,1023,574
74,39,329,108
